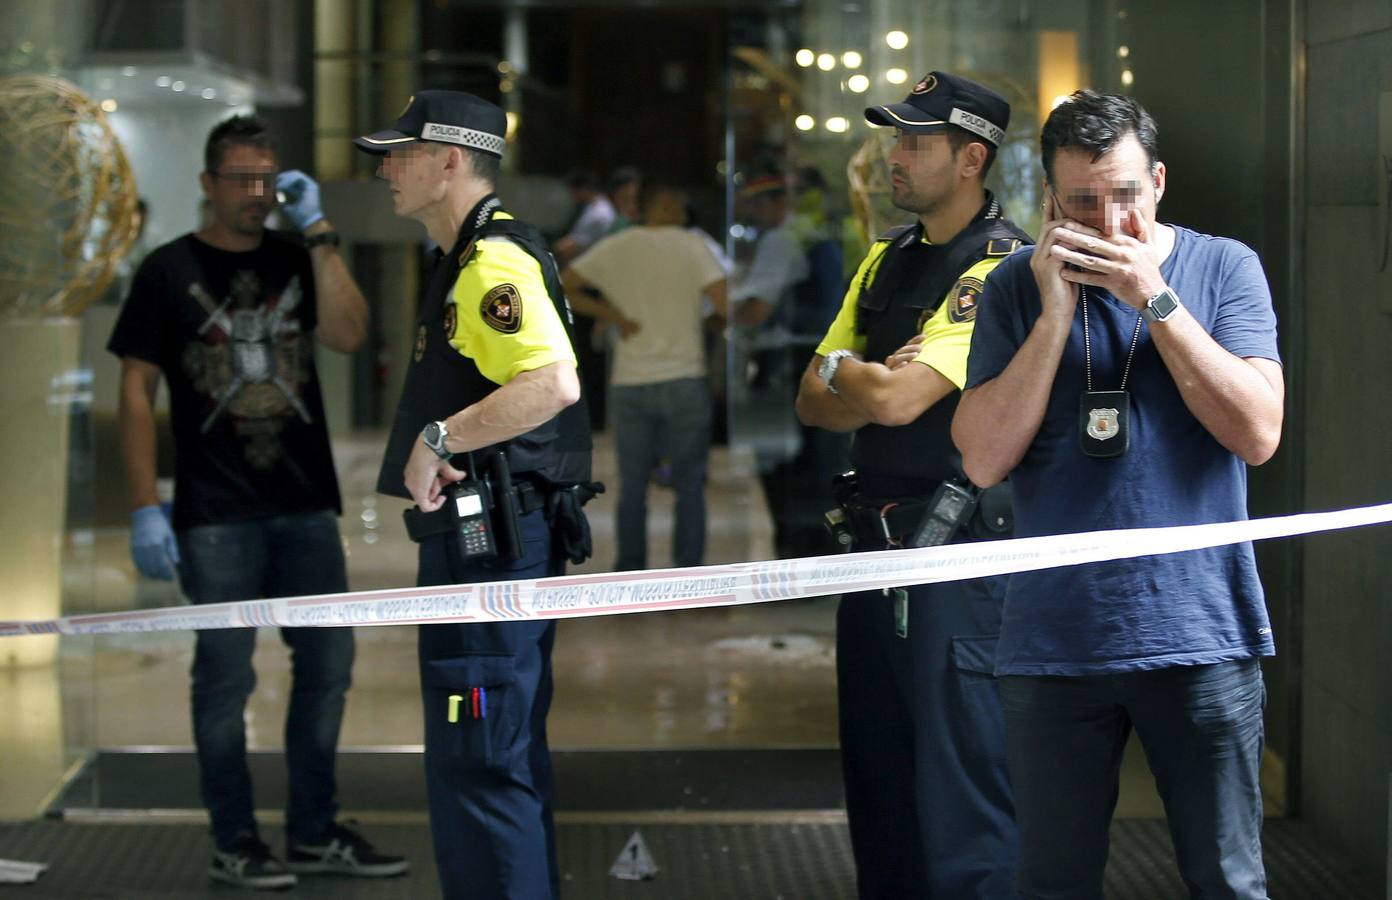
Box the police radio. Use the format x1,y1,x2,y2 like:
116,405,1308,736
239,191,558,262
444,455,497,560
908,480,979,548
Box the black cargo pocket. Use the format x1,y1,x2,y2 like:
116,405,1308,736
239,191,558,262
421,653,519,774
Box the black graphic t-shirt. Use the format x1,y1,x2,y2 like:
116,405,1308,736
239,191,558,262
108,232,342,530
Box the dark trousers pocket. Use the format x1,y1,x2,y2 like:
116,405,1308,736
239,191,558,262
421,653,518,774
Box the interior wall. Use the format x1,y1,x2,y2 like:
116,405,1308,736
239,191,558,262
1299,0,1392,883
1123,0,1302,805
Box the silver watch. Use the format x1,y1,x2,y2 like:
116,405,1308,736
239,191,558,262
818,349,857,395
421,420,451,459
1140,288,1181,324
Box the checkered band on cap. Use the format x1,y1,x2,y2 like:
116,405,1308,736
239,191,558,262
422,122,507,156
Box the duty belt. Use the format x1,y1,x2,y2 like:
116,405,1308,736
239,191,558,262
403,479,545,543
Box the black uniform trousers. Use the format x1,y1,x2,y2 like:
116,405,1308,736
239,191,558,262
837,536,1018,899
416,509,561,900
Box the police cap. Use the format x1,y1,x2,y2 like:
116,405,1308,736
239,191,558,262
865,71,1010,147
354,90,507,158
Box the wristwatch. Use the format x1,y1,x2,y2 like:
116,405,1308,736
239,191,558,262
818,349,858,395
1140,288,1181,324
304,230,341,250
421,420,451,459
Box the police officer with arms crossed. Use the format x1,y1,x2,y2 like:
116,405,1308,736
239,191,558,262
794,72,1028,899
355,92,595,900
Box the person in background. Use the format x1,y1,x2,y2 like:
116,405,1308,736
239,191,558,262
554,167,615,264
562,182,728,571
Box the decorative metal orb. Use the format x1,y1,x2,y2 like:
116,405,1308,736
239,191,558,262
0,74,139,318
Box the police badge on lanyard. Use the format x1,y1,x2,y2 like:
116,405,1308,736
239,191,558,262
1077,286,1141,459
1079,390,1130,458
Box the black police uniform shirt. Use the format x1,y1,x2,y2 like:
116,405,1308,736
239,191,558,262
107,232,342,531
815,202,1022,494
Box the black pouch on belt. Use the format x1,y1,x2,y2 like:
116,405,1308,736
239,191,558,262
544,481,606,565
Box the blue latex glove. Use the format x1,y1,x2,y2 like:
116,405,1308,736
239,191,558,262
275,169,325,231
131,504,180,581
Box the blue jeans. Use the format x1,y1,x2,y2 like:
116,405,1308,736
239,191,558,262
177,510,354,849
998,659,1268,899
610,377,711,570
416,509,560,900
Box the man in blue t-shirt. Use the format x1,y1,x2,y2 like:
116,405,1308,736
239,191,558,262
953,91,1284,898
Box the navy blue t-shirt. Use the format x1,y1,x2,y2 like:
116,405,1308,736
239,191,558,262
964,225,1281,675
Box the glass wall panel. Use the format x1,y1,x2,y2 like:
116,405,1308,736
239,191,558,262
727,0,1105,558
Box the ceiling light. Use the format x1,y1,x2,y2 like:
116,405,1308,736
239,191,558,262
826,116,849,133
847,74,870,93
886,30,909,50
795,114,816,131
816,53,836,71
841,51,862,68
886,68,908,84
795,48,815,67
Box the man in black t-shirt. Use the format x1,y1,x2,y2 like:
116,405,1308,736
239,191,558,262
108,115,405,890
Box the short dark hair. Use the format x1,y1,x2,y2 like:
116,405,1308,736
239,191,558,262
944,125,998,179
606,165,641,195
566,168,600,191
1040,90,1159,183
465,148,501,186
205,115,273,173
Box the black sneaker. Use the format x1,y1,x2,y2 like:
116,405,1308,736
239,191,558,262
286,821,409,878
210,836,298,890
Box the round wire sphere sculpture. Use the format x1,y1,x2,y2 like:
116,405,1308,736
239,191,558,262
0,74,140,319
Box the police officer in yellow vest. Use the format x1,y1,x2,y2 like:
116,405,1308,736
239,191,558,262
795,72,1029,899
356,91,596,900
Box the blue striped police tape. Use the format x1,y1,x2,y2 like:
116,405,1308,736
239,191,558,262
3,503,1390,638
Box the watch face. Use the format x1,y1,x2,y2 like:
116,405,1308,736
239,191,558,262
1151,290,1179,318
423,422,441,445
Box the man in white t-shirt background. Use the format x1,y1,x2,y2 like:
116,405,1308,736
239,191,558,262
562,183,728,570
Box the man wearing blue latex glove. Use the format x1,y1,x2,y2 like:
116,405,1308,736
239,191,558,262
129,502,179,580
109,115,405,890
275,170,325,230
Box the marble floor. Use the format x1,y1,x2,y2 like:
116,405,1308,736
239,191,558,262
0,431,1188,822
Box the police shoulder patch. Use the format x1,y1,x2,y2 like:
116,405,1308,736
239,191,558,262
986,238,1020,257
949,276,985,323
480,283,522,333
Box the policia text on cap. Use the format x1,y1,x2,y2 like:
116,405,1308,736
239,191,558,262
356,90,599,900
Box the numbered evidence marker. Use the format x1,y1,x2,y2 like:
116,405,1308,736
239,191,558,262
608,830,659,881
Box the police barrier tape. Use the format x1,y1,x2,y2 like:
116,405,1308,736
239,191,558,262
3,502,1390,639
